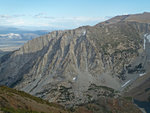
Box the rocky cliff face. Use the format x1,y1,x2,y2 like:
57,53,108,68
0,12,150,106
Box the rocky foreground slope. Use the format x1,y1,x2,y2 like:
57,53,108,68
0,86,68,113
0,12,150,107
0,86,142,113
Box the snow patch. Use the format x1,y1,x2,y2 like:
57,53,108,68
73,77,77,81
139,73,146,77
0,33,20,37
144,33,148,37
144,37,146,50
121,80,131,87
0,33,21,39
82,30,86,36
146,34,150,42
143,33,150,49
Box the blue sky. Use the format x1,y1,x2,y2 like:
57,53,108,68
0,0,150,30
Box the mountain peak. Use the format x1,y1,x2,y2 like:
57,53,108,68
96,12,150,26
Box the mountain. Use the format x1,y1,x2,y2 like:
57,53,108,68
0,12,150,110
99,12,150,25
0,26,49,41
0,26,49,34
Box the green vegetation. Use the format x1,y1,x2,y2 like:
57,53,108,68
98,86,115,93
87,84,119,98
0,86,70,113
1,107,40,113
0,86,64,109
88,84,115,93
124,96,133,101
86,94,92,100
59,86,74,102
0,86,46,104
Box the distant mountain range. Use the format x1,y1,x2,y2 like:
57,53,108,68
0,26,49,51
0,26,50,34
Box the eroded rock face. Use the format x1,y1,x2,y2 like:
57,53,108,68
0,13,150,106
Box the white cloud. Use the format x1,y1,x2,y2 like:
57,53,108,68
34,13,47,18
0,16,25,26
33,13,106,23
8,19,25,26
0,14,25,19
32,13,107,28
0,15,11,19
0,13,108,29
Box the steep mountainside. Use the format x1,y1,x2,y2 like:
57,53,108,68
125,72,150,102
0,12,150,107
124,72,150,113
0,50,9,58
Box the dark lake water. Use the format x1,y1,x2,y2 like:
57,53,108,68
134,99,150,113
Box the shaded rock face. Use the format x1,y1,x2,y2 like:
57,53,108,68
0,13,150,106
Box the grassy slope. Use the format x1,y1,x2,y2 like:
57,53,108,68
0,86,69,113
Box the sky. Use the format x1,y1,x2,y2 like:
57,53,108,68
0,0,150,30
